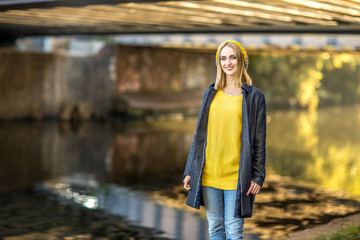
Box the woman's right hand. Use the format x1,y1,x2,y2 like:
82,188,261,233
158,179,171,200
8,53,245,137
183,175,191,190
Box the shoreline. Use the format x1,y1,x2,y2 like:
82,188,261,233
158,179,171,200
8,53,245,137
286,212,360,240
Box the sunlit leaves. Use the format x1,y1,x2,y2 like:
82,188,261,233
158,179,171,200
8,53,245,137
250,52,360,110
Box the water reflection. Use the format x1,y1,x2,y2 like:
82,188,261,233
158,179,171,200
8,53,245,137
267,105,360,196
110,127,191,185
0,105,359,239
38,174,263,240
39,175,209,240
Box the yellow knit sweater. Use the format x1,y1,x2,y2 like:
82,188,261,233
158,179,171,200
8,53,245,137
202,90,243,190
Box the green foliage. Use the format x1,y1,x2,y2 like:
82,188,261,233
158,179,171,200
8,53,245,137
248,52,360,111
321,53,360,105
313,224,360,240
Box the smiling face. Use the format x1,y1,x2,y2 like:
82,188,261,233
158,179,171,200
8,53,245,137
220,46,239,76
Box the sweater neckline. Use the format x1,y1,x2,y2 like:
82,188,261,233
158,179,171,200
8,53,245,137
220,90,243,97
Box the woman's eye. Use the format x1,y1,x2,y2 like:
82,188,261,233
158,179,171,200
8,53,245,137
221,57,226,61
231,56,237,60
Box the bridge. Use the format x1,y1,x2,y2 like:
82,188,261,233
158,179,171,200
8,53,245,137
1,0,360,120
1,0,360,39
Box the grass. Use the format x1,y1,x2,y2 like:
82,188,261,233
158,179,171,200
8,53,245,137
313,224,360,240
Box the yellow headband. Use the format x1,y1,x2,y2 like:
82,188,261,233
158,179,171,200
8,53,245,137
215,40,248,69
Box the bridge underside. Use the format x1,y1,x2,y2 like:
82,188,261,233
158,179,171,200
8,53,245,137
1,0,360,38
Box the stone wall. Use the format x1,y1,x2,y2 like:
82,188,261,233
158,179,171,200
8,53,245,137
0,47,113,120
112,45,216,117
0,45,217,120
115,45,216,93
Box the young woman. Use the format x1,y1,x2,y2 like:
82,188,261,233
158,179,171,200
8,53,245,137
183,40,266,240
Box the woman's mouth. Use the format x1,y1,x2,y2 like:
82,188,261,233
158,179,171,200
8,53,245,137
225,67,233,71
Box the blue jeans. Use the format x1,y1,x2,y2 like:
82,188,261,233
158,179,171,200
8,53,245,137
202,186,244,240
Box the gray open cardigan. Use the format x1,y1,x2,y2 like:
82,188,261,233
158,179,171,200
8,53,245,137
184,82,267,218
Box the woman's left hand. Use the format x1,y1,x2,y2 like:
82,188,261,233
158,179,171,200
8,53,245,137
246,181,261,195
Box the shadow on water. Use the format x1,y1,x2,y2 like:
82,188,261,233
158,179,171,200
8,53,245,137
0,105,359,239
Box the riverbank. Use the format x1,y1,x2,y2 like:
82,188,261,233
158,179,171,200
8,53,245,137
286,212,360,240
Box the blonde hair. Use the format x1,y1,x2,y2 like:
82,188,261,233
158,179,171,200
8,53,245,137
214,41,252,90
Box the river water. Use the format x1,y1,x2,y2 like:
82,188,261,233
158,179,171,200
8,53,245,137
0,105,359,239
